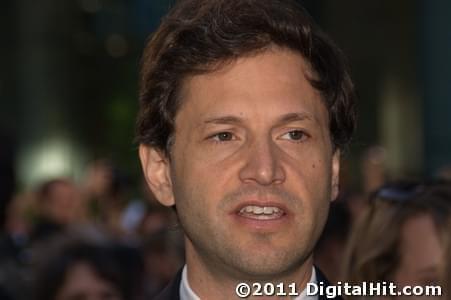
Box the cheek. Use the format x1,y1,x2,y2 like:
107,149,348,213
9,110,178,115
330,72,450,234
173,138,236,189
286,153,332,220
171,155,228,215
173,132,224,176
288,151,333,194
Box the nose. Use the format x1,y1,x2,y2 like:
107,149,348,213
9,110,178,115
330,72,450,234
238,137,286,185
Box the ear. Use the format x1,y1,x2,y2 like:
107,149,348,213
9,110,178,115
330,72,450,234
139,144,175,206
331,149,340,202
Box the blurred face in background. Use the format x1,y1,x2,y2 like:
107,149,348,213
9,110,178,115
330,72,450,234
393,213,444,298
42,181,83,224
55,262,122,300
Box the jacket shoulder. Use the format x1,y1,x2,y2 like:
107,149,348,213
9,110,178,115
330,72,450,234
152,269,183,300
315,267,343,300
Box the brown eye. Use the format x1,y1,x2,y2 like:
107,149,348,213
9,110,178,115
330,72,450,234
280,130,307,142
288,130,304,140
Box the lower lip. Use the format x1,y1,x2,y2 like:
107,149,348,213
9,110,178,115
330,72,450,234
230,212,291,231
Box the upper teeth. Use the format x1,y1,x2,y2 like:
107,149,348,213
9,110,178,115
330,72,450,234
240,206,281,215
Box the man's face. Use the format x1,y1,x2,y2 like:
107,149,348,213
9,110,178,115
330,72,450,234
141,47,339,279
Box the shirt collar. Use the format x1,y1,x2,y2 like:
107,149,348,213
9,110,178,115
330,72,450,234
296,267,318,300
180,265,200,300
179,265,318,300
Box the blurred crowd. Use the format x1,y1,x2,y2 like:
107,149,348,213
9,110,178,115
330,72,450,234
315,146,451,299
0,146,451,300
0,159,183,300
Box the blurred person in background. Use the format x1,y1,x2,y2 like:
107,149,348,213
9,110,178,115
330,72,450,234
443,220,451,300
81,160,131,236
0,132,16,234
141,231,184,299
343,146,388,224
0,132,18,300
360,146,387,196
0,193,35,300
133,187,184,298
136,203,176,238
343,180,451,296
121,180,176,238
31,178,86,244
33,234,144,300
437,165,451,181
2,193,33,247
315,146,387,284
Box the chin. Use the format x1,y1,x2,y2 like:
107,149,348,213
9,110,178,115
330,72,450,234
223,248,309,279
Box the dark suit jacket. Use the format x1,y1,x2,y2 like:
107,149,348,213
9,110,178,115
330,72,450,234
152,267,343,300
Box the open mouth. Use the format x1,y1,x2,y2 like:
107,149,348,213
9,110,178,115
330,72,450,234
237,205,286,220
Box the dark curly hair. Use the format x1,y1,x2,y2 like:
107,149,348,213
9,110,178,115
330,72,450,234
136,0,357,155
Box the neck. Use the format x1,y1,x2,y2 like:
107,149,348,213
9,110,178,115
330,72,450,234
185,239,314,300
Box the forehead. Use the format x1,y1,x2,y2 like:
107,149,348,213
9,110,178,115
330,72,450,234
177,47,327,125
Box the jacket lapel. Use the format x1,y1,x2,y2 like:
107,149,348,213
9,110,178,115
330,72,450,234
152,268,182,300
152,267,342,300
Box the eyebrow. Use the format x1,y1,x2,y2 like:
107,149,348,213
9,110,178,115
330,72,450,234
203,112,314,126
203,115,243,125
276,112,314,125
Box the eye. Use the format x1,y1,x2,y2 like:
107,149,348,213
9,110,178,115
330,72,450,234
280,130,307,142
210,132,235,142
